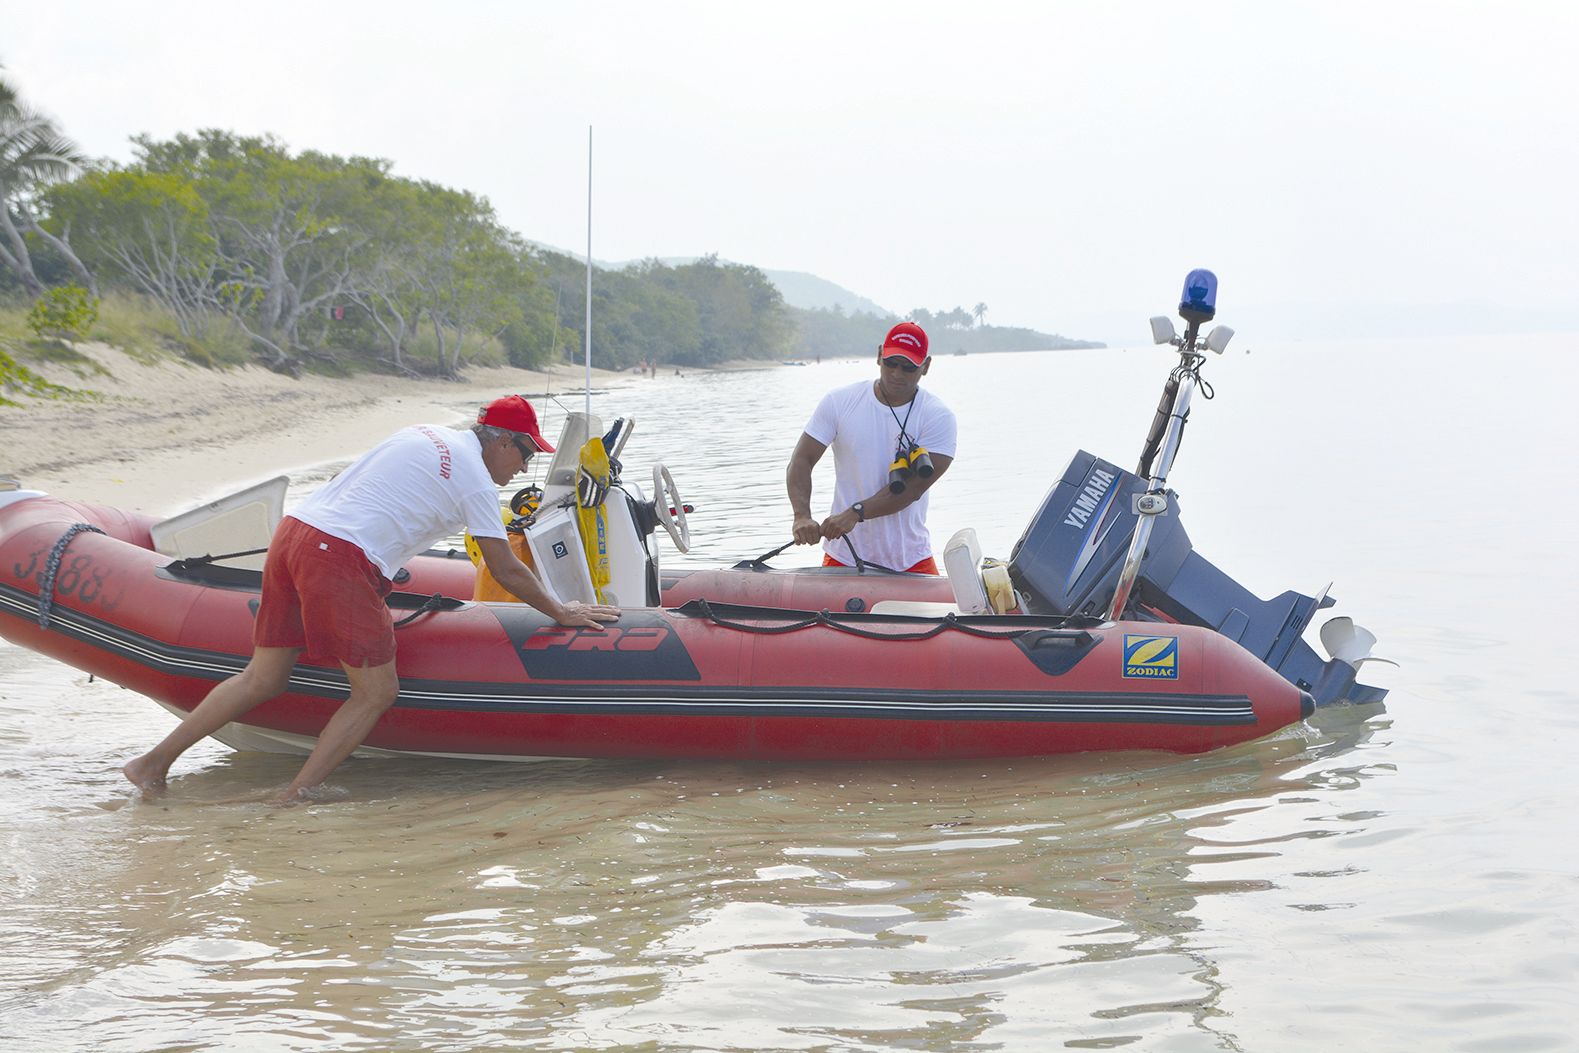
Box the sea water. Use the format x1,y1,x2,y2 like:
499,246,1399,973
1,335,1575,1051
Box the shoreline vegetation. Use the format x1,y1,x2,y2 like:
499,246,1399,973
3,73,1102,495
2,88,1102,397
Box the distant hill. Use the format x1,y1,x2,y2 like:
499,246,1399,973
530,244,890,315
757,269,891,315
789,306,1103,359
528,242,1102,350
624,256,891,315
942,325,1105,354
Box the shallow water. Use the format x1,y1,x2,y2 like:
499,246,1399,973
3,334,1577,1050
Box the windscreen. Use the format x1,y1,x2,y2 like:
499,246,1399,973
542,412,603,490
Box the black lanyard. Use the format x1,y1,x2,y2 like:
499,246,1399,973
886,389,919,451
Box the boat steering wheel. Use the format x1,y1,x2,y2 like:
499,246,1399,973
652,463,691,553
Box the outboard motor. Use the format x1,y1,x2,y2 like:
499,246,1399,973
1008,271,1387,708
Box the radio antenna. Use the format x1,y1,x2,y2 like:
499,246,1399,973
583,125,593,421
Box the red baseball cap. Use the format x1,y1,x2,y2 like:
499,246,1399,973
881,321,929,365
477,395,556,453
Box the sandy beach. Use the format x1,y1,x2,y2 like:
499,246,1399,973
1,342,633,515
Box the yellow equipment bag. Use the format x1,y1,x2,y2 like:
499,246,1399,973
473,530,536,602
982,559,1020,614
575,436,612,603
464,506,514,566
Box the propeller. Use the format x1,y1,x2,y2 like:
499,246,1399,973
1320,616,1398,670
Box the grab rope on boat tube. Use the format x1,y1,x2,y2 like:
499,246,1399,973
681,598,1098,644
37,523,105,629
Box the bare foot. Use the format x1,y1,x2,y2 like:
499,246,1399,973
269,788,309,808
269,783,348,808
122,755,169,797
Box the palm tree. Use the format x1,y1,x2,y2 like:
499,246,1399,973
0,64,95,297
972,301,987,328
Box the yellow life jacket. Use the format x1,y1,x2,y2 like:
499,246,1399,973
575,437,612,603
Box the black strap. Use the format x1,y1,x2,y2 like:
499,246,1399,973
167,546,271,572
733,537,902,575
392,593,458,628
839,536,903,575
735,538,797,569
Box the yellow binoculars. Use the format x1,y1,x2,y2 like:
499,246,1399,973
887,444,934,493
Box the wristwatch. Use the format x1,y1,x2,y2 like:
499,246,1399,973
851,502,866,522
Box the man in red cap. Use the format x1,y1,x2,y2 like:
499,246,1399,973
786,321,957,573
124,395,618,804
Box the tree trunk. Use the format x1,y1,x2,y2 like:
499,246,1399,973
0,208,44,297
18,210,99,298
431,312,452,377
351,290,408,368
256,227,289,352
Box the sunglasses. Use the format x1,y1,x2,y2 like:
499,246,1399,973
512,437,537,460
882,356,920,373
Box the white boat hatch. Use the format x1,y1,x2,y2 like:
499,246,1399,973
150,475,289,572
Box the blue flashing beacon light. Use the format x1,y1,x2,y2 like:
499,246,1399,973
1178,268,1217,324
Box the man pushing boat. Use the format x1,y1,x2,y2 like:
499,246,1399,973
123,395,619,804
786,321,958,573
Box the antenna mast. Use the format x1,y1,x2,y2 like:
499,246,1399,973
583,126,593,420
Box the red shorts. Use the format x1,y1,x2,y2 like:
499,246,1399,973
254,517,395,668
823,553,940,575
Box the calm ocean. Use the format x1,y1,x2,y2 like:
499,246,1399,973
2,334,1575,1050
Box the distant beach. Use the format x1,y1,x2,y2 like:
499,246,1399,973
0,343,639,515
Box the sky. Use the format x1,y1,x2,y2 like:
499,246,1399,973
5,0,1577,344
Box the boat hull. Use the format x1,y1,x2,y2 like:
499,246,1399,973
0,497,1312,761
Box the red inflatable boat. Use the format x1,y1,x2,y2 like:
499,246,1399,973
0,493,1315,760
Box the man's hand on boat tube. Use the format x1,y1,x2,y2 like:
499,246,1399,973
553,599,621,629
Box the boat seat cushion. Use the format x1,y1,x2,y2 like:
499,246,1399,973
943,527,991,614
870,599,961,618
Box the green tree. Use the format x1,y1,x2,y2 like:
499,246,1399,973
788,306,895,360
508,253,579,371
338,176,442,374
972,301,987,327
0,64,97,297
662,255,792,365
184,135,382,370
396,185,531,377
49,168,220,337
58,130,468,374
26,283,98,342
43,125,801,380
624,273,700,367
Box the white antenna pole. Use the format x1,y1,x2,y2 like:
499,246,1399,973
583,125,593,421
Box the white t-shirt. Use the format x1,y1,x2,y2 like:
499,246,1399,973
803,380,958,571
290,425,506,579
